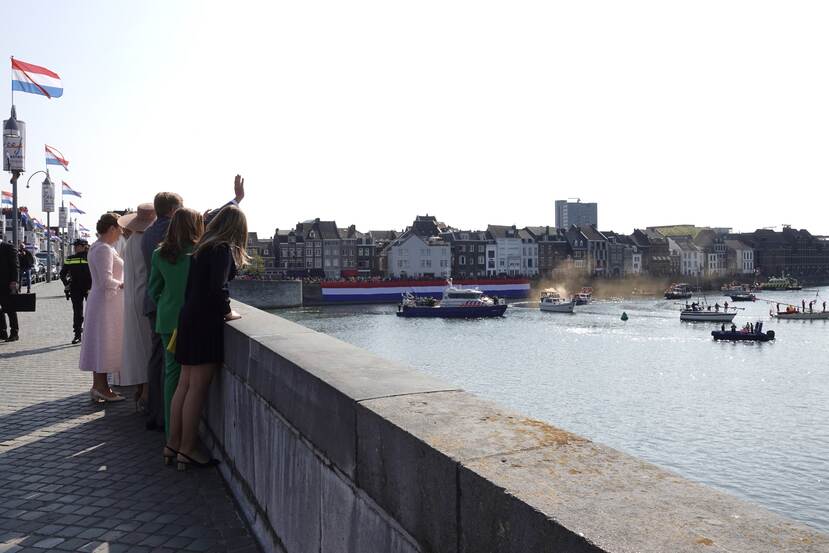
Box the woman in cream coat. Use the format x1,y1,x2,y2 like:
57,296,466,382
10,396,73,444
115,204,157,410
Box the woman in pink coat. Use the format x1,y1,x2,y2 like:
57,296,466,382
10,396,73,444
79,213,127,402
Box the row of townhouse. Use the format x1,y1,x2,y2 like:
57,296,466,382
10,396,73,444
648,226,755,278
251,216,828,281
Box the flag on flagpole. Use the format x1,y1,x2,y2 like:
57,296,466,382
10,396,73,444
11,58,63,99
45,145,69,171
69,202,85,215
1,191,12,206
62,181,81,197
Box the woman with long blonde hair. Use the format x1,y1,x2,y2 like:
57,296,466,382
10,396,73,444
166,205,249,469
147,208,204,451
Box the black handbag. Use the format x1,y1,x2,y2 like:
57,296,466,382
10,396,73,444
0,293,36,312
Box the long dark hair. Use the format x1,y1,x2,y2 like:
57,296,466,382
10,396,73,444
193,205,250,267
159,208,204,264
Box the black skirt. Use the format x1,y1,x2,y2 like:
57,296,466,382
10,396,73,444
175,243,236,365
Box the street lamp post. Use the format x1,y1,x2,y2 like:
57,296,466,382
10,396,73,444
26,170,55,282
3,106,25,248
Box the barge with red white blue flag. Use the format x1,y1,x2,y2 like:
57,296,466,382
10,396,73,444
304,277,531,305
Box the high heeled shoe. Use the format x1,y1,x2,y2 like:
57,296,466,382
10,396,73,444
90,389,125,403
176,451,220,472
163,445,178,466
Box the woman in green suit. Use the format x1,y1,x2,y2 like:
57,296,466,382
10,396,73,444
148,207,204,450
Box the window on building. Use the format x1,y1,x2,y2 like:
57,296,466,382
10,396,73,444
459,255,466,265
478,256,484,265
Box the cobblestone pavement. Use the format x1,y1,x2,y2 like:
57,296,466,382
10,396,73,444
0,281,262,553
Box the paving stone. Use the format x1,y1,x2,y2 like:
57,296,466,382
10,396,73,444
0,281,262,553
31,536,64,548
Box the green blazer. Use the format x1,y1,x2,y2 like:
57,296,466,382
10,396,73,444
148,246,193,334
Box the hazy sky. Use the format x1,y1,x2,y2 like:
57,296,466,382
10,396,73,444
3,1,828,237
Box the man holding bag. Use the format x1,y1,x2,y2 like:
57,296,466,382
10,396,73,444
0,237,20,342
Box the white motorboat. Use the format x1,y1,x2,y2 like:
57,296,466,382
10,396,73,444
397,286,507,318
680,303,737,322
539,289,575,313
574,287,593,305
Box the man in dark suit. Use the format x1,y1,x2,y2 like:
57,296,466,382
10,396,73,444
0,238,20,342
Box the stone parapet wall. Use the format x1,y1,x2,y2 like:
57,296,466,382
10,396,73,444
204,301,829,552
228,280,303,309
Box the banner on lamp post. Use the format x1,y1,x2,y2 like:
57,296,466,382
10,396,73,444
59,206,68,228
41,178,55,212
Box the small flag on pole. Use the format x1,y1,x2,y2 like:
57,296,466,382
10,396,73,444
11,58,63,99
45,145,69,171
79,224,90,233
62,181,81,197
1,191,12,206
69,202,85,215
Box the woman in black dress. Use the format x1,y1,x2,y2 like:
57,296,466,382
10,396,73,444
166,205,249,469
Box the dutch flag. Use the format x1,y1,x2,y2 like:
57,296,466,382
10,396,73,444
79,224,90,232
12,58,63,99
1,191,12,206
62,181,81,197
45,145,69,171
69,202,85,215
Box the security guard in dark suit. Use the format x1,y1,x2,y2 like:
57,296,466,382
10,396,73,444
60,239,91,344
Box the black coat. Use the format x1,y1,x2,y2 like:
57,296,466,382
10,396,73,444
18,249,33,271
0,242,20,294
174,243,236,365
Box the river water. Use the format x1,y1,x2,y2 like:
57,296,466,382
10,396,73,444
276,288,829,533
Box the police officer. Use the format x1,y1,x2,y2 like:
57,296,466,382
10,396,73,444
60,239,91,344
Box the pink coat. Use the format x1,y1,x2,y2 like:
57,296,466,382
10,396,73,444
79,240,124,373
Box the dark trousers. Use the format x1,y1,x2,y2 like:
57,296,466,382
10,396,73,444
146,313,165,427
0,294,18,333
70,292,86,335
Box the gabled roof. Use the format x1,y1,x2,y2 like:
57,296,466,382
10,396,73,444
487,225,520,239
668,236,703,252
368,230,398,241
517,228,535,241
391,230,448,248
579,224,607,241
524,226,568,241
724,239,751,250
635,228,668,243
411,215,441,237
317,221,340,240
442,230,490,242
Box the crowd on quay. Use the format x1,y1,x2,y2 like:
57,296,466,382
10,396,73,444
13,175,249,470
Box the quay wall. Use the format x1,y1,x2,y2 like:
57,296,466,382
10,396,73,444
228,280,302,309
202,301,829,553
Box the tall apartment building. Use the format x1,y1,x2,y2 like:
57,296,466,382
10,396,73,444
555,199,597,229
